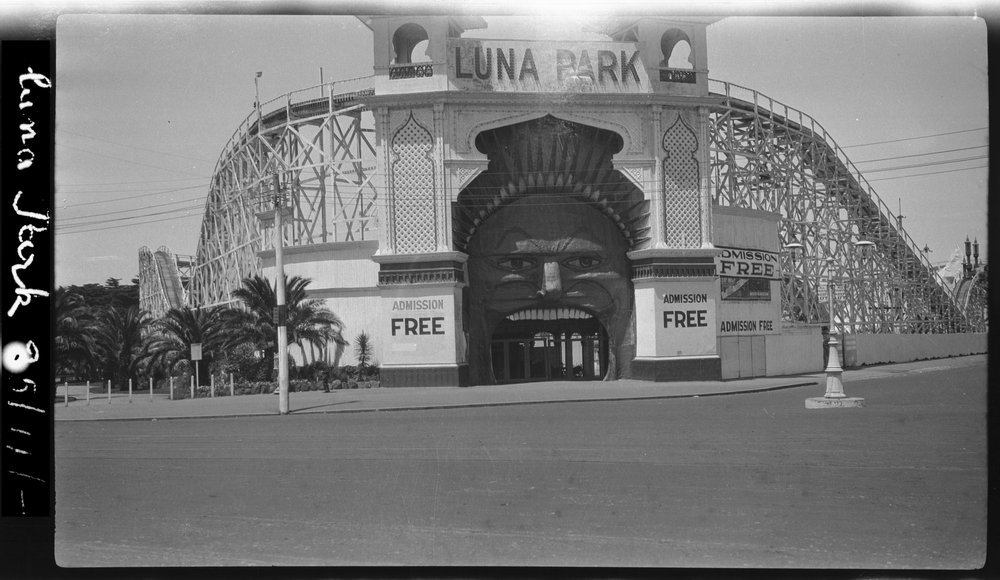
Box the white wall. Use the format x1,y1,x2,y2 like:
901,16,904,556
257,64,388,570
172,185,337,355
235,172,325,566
261,240,379,290
261,241,381,367
764,325,824,376
843,333,987,367
712,204,781,252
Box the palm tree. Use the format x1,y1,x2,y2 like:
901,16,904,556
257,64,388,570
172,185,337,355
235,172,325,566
287,299,347,355
94,306,151,390
55,287,100,379
145,306,234,380
227,275,345,371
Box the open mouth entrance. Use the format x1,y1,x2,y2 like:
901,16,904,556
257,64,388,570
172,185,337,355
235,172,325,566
490,307,609,383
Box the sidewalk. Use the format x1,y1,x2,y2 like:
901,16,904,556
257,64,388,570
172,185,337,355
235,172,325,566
54,354,986,422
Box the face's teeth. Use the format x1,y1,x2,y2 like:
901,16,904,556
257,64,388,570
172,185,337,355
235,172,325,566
506,306,591,321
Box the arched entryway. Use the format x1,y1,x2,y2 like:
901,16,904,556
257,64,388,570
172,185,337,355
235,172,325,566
490,308,609,383
455,116,649,385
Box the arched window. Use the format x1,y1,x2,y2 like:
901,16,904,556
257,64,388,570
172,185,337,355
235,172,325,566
392,23,430,64
660,29,694,69
668,40,693,69
410,39,431,63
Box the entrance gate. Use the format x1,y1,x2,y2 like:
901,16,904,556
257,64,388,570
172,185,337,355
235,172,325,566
490,316,608,383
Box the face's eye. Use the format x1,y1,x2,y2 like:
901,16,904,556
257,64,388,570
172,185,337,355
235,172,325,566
495,256,536,272
563,255,602,270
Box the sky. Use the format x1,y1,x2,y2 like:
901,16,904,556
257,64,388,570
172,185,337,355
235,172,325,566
52,10,989,287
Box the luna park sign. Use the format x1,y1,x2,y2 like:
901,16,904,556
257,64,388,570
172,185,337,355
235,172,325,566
447,39,650,94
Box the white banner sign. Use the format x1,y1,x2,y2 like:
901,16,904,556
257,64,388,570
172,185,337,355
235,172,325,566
382,296,456,366
716,246,780,280
654,283,718,357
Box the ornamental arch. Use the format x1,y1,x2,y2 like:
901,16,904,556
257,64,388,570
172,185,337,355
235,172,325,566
660,29,694,69
455,116,648,384
392,23,430,64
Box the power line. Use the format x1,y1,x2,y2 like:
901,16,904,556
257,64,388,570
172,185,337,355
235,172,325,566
58,204,205,231
56,156,990,226
58,175,208,188
842,126,988,148
60,195,207,222
853,144,988,165
858,155,989,174
866,164,988,183
59,181,211,196
59,183,210,208
56,211,204,236
54,155,989,230
60,129,215,163
56,142,207,177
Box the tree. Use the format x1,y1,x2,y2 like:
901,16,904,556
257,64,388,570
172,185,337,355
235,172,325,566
145,306,234,381
287,299,347,355
55,287,100,379
94,306,151,390
354,331,373,377
61,280,140,313
227,275,345,376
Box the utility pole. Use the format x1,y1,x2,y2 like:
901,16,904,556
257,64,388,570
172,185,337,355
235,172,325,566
253,71,289,414
273,172,290,414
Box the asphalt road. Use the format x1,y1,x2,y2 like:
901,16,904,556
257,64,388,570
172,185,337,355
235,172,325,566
54,362,986,568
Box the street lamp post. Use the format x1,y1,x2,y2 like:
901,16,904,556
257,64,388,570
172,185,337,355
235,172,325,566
785,214,865,409
821,254,847,399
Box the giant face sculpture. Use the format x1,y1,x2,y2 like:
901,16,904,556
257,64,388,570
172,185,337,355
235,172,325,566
467,195,635,384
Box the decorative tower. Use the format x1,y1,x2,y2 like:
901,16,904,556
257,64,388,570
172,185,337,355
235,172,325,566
361,16,487,387
602,17,723,380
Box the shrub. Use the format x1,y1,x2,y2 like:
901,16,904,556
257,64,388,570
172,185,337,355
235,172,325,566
292,360,337,382
290,379,312,392
216,342,268,382
336,365,379,381
355,331,373,376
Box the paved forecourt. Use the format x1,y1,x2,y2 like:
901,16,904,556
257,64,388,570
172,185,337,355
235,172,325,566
53,354,987,568
53,355,985,422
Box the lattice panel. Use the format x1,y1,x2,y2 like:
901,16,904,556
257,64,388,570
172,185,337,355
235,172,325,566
706,78,977,334
181,87,377,308
390,112,437,254
661,116,701,248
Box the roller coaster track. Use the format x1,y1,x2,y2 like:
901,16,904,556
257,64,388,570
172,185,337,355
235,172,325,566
138,245,192,318
147,76,983,334
953,267,988,330
187,78,379,308
708,79,980,333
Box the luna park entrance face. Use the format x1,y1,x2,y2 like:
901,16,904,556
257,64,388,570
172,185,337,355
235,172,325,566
490,311,609,383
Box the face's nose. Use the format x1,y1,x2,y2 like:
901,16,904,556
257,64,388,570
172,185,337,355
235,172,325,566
537,260,563,299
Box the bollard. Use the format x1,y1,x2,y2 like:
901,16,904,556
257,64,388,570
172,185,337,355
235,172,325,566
190,375,195,399
129,378,133,403
210,375,215,398
150,376,154,402
230,373,234,397
169,377,174,401
64,381,69,407
108,379,112,404
86,380,91,406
